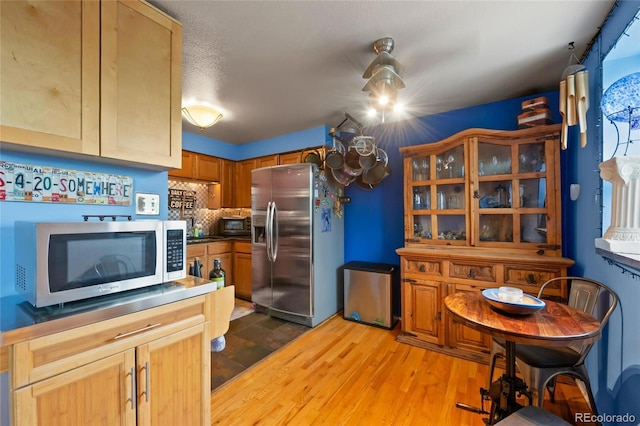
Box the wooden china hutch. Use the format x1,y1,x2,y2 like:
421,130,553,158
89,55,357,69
396,125,574,363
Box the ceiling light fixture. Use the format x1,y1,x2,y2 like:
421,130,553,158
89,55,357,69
362,37,406,123
181,105,223,130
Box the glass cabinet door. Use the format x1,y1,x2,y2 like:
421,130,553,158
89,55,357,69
403,126,561,255
475,138,548,246
407,142,468,245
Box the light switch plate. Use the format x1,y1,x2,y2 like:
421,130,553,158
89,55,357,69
136,192,160,215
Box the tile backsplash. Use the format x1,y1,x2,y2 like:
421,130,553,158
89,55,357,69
168,180,250,236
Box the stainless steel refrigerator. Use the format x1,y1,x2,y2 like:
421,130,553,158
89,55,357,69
251,163,344,327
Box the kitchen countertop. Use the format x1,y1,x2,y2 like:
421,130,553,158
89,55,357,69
0,275,218,348
187,235,251,244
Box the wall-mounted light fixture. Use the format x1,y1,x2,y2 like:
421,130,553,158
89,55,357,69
181,105,223,130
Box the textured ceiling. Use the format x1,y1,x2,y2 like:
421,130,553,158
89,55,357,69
149,0,616,145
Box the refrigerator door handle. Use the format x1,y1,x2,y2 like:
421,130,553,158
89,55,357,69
271,201,279,262
265,201,273,262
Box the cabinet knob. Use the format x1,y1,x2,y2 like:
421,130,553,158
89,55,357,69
527,274,537,284
419,264,426,273
473,190,480,199
468,269,476,279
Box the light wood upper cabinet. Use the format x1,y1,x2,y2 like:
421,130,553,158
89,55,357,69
0,0,100,155
100,0,182,168
168,151,196,179
0,0,181,169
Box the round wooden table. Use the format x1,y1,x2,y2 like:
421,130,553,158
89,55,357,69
444,291,601,424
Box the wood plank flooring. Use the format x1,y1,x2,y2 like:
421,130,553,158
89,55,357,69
210,314,587,425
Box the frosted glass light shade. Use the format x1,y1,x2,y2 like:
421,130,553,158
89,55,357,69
181,105,223,129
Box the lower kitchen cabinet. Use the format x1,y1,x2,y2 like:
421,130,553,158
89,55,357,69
401,278,443,346
207,242,233,286
234,241,252,300
396,248,573,363
14,351,136,425
445,283,491,353
10,295,220,425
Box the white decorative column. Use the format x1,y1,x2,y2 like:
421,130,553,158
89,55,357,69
595,156,640,255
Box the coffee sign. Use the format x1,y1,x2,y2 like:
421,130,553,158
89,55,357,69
168,188,196,210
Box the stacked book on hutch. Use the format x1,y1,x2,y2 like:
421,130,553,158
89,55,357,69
396,124,574,363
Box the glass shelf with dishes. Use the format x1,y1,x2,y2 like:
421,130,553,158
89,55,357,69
402,126,563,255
475,137,549,246
406,141,468,245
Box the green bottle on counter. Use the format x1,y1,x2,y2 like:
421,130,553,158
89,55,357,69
209,258,225,289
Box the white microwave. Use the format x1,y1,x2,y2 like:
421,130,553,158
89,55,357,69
15,220,186,307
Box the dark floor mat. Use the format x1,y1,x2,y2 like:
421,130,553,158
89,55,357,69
211,312,308,391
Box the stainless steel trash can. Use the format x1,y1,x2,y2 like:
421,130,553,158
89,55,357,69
342,261,399,329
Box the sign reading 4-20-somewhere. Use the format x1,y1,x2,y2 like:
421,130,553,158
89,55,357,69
0,161,133,205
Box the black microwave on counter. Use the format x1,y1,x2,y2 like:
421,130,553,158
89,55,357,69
219,216,250,236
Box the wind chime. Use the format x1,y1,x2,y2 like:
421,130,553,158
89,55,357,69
558,43,589,150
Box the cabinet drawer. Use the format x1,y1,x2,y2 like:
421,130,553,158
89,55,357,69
234,241,251,254
504,265,564,298
12,296,207,389
449,262,496,283
403,259,443,276
207,241,233,255
503,266,558,287
187,244,206,258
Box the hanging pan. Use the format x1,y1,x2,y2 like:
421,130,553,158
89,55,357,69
300,148,323,168
325,135,346,169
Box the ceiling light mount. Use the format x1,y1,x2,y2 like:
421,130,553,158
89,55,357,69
181,105,223,130
362,37,406,123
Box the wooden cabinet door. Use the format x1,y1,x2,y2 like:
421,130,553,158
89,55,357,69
207,252,233,288
278,151,302,165
402,278,443,345
100,0,182,168
256,155,279,168
14,351,136,426
168,151,196,178
207,184,221,209
234,242,252,300
195,155,221,182
220,160,236,207
206,242,233,285
235,159,256,208
136,323,210,426
446,284,491,354
0,0,100,155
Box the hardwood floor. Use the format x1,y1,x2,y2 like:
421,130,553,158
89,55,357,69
210,314,587,425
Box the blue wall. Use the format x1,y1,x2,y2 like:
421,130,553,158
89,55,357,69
564,1,640,421
342,93,562,266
